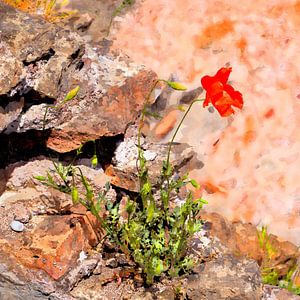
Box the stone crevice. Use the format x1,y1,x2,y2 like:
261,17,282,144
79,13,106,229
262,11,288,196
22,48,56,66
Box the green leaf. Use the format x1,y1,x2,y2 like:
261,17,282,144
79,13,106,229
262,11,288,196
146,201,155,223
153,258,164,276
162,160,172,177
141,182,151,196
195,198,208,206
190,179,200,189
105,181,110,192
125,200,135,215
46,171,55,185
161,189,168,208
76,144,84,156
94,200,102,215
90,203,99,217
106,199,114,212
91,154,98,168
188,220,202,234
33,175,46,181
166,81,187,91
177,105,186,112
63,85,80,102
144,110,162,120
71,186,79,204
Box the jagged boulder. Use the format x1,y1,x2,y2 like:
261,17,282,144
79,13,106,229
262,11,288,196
0,2,157,153
0,157,112,299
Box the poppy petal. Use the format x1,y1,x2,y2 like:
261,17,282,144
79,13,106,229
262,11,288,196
224,84,243,108
215,67,232,84
211,92,227,105
201,75,218,91
201,67,243,117
203,94,211,107
214,103,234,117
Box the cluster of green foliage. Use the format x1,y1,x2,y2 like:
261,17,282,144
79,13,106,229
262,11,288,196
35,80,207,284
258,226,300,295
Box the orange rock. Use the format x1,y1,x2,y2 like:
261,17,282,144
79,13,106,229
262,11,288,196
105,165,139,192
10,214,98,280
201,212,300,276
154,109,179,139
202,181,227,195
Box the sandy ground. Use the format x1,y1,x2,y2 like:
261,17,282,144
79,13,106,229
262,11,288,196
112,0,300,244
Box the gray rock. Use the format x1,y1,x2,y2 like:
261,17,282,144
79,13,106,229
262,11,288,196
0,2,157,153
105,257,118,268
262,284,300,300
10,220,24,232
185,254,262,300
108,137,201,192
179,86,203,104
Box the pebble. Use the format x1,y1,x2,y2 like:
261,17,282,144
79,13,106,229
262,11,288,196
10,220,25,232
105,257,118,268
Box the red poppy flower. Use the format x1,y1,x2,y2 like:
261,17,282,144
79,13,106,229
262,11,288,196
201,67,243,117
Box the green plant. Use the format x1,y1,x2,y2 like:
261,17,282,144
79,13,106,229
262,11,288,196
35,67,244,285
257,226,277,261
257,226,300,295
36,79,206,284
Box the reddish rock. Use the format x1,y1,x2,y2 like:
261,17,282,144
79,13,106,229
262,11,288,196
0,157,113,299
0,206,100,281
105,164,139,192
201,211,300,276
154,109,179,139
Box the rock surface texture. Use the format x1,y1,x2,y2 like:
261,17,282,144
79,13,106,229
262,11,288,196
0,1,156,153
0,157,111,299
201,212,300,277
106,134,202,192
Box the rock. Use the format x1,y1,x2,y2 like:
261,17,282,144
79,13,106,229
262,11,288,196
0,2,157,153
70,269,129,299
263,285,300,300
0,99,24,132
0,41,23,95
10,220,24,232
131,292,154,300
0,210,101,299
106,137,201,192
105,257,118,268
64,0,129,42
143,150,157,161
156,287,176,300
201,212,300,277
70,229,262,300
0,157,115,298
179,86,203,104
185,254,262,300
154,109,179,139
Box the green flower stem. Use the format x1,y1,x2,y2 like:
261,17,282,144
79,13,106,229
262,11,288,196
165,99,205,200
137,79,163,174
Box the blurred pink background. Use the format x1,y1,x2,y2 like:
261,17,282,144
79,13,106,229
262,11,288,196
112,0,300,244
